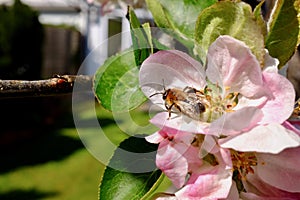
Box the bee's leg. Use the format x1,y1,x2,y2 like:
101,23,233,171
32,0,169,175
165,103,177,119
165,103,182,119
165,103,171,119
170,104,182,119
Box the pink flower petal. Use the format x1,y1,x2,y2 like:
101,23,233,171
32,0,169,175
156,196,178,200
207,107,263,136
220,124,300,154
242,172,300,199
139,50,206,105
145,131,165,144
233,95,268,111
221,181,239,200
259,72,295,124
199,135,218,158
257,147,300,192
156,142,189,188
239,193,274,200
176,165,232,200
206,35,263,98
154,129,199,188
150,112,210,135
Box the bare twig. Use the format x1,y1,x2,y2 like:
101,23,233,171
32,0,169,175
0,75,93,98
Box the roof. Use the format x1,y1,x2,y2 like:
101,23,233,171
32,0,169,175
0,0,82,12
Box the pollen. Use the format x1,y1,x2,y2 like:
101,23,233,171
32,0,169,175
225,86,231,91
191,134,205,147
200,84,239,122
230,150,257,180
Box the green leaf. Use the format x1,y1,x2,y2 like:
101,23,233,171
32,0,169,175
93,49,146,112
99,136,163,200
253,0,267,38
266,0,299,68
145,0,171,29
159,0,217,43
127,6,141,30
295,0,300,45
152,38,171,51
142,23,153,54
146,0,217,49
195,1,265,64
127,6,152,66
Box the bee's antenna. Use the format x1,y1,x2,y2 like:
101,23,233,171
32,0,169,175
149,92,163,98
149,79,166,98
162,79,166,91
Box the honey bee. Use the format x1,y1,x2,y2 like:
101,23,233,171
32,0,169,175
150,86,207,120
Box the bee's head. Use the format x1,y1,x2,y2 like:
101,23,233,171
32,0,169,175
162,89,170,100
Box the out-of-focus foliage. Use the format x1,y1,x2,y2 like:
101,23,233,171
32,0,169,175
294,0,300,45
0,0,44,80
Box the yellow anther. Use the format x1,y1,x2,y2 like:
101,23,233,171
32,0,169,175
225,86,231,91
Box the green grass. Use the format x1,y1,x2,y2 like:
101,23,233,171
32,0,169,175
0,101,171,200
0,127,103,200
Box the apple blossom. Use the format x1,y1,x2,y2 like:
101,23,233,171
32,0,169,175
146,128,234,199
139,35,296,137
146,126,199,188
141,35,300,199
148,127,300,199
208,122,300,199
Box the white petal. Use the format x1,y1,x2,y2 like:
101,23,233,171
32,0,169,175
208,107,263,136
220,124,300,154
139,50,206,105
150,112,210,135
145,132,164,144
206,35,263,98
259,72,295,124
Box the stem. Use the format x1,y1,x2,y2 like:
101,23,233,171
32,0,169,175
0,75,93,98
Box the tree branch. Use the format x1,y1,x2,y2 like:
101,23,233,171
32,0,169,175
0,75,93,98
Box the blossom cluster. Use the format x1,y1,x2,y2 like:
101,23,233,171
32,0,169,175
139,35,300,199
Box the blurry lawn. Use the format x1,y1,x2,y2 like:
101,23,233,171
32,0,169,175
0,127,104,200
0,100,170,200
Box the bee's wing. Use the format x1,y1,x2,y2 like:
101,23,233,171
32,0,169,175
183,86,197,93
179,95,205,120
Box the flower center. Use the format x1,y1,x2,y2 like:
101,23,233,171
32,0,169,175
202,85,239,122
230,150,257,180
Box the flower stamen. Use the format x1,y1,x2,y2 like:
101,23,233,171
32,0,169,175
203,84,239,121
230,150,257,180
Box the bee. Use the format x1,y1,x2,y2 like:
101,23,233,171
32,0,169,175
150,85,207,120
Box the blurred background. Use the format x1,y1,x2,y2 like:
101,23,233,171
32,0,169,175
0,0,151,199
